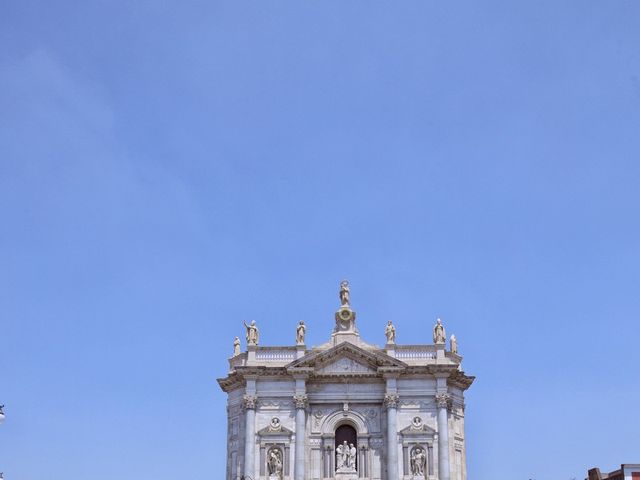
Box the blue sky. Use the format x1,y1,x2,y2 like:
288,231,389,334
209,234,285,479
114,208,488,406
1,1,639,479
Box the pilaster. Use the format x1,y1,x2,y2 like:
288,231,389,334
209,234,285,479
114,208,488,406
435,392,451,480
384,372,400,480
293,373,308,480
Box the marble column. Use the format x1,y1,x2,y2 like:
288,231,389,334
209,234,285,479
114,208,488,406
242,394,257,479
436,393,451,480
293,393,308,480
384,393,400,480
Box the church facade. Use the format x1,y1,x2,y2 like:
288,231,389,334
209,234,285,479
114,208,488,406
218,282,474,480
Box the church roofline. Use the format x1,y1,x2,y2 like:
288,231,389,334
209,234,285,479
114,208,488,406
218,281,474,392
287,340,408,370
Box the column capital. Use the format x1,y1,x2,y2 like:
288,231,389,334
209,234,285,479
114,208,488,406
243,394,258,411
383,393,400,409
435,393,451,409
293,394,308,409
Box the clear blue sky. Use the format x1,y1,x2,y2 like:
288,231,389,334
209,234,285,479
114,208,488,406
1,2,639,479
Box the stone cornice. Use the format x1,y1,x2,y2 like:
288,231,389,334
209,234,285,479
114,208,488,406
217,372,242,393
217,366,474,393
217,345,474,392
428,364,455,376
378,366,405,378
286,367,314,379
448,369,475,390
217,366,291,393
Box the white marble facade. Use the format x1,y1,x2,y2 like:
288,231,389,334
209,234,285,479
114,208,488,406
218,283,474,480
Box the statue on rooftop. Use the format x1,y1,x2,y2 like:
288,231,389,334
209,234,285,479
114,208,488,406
243,320,259,346
339,280,350,307
385,320,396,344
450,334,458,354
433,318,446,344
233,336,241,356
296,320,306,344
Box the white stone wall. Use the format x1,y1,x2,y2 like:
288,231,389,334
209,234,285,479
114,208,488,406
226,378,468,480
226,388,245,480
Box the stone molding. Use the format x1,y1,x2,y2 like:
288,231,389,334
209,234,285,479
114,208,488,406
218,360,474,393
320,408,370,435
258,399,294,409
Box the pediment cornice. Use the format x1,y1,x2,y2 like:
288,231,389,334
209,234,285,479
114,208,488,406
400,423,437,436
257,424,294,437
287,342,407,378
448,369,475,390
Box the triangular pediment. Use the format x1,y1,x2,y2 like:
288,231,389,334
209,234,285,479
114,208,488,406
287,342,407,377
316,356,377,375
400,422,437,436
257,424,293,437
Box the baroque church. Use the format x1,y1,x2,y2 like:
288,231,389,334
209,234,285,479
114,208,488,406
217,282,474,480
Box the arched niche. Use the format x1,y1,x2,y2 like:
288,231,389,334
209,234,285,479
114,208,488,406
335,424,358,470
319,409,372,478
321,409,369,436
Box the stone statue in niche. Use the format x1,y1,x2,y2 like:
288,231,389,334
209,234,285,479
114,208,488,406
385,320,396,344
339,280,351,307
296,320,306,344
410,446,427,477
243,320,259,346
336,441,346,469
348,443,357,469
267,447,283,479
336,440,357,472
233,336,241,356
433,318,445,344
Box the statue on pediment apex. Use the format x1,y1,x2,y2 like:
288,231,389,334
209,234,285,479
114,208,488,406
339,280,351,307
